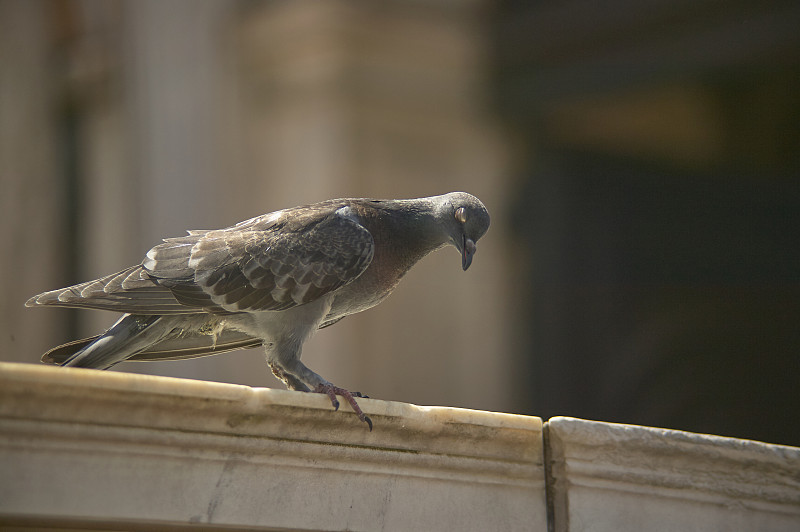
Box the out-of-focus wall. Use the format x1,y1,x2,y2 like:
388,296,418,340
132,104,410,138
493,0,800,446
2,0,514,413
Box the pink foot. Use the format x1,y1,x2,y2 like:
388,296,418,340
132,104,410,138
314,383,373,431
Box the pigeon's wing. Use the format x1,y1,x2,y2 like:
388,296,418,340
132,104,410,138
27,203,375,315
146,204,375,313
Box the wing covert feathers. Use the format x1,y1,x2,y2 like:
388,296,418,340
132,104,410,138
145,205,374,312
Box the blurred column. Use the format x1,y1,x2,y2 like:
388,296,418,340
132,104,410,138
54,1,241,381
111,0,238,380
0,1,64,363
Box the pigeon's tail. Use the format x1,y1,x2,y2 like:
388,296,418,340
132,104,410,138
42,336,100,365
42,317,263,367
58,314,181,370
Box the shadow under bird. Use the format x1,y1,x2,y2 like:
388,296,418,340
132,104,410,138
26,192,490,430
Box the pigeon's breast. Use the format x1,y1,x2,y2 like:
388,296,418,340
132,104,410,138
324,239,429,322
325,265,397,320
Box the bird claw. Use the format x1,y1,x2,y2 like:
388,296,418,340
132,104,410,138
314,383,373,431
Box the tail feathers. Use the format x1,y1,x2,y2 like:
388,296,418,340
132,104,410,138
42,336,100,365
128,333,262,361
42,324,262,366
61,314,179,370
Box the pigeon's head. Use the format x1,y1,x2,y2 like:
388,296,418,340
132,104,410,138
436,192,490,271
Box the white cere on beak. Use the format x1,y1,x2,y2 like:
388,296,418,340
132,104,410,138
455,207,467,224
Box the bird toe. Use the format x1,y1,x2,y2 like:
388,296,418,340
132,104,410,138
314,383,372,430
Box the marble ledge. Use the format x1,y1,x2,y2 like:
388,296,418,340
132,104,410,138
0,362,546,531
2,361,800,532
546,417,800,532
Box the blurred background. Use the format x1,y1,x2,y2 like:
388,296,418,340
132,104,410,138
2,0,798,446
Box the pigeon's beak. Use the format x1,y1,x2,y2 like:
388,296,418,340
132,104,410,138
461,235,476,271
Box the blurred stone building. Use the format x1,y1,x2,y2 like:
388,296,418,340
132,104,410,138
3,0,799,446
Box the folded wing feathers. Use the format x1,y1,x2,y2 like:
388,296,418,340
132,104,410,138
25,266,197,314
29,203,375,315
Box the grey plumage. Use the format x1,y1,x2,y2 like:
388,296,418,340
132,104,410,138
26,192,490,429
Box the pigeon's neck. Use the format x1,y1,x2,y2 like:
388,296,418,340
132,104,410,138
362,198,450,273
386,197,448,243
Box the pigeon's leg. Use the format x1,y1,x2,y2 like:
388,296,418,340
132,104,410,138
268,362,311,392
267,343,372,430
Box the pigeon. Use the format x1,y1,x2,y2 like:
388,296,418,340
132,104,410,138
26,192,490,430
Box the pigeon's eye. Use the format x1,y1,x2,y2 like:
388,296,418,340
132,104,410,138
454,207,467,224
